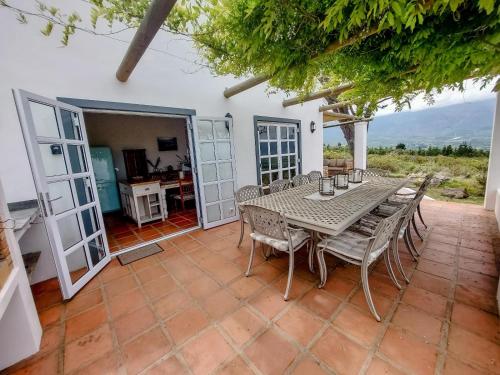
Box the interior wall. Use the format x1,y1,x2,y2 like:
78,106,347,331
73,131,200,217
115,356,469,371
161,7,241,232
85,113,188,181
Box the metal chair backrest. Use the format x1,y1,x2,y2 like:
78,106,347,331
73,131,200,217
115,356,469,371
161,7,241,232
269,179,289,194
364,168,389,177
367,208,404,256
292,174,310,187
307,170,322,182
244,205,287,241
235,185,262,203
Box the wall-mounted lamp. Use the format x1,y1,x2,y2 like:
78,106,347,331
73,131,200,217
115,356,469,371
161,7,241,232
310,121,316,133
225,112,233,118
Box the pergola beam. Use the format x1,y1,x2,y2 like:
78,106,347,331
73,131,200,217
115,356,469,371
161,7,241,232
319,101,352,112
283,83,354,107
323,111,362,122
223,74,270,98
116,0,177,82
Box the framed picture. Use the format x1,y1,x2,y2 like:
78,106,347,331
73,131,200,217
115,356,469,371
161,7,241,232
157,137,178,151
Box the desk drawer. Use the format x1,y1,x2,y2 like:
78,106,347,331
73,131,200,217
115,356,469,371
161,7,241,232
132,183,160,195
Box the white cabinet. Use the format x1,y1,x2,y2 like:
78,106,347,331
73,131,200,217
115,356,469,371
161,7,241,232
119,181,165,227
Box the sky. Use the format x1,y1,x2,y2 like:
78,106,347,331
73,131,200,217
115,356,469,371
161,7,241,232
375,78,497,116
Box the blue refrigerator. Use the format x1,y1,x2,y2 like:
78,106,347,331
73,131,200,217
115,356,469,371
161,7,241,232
90,147,121,213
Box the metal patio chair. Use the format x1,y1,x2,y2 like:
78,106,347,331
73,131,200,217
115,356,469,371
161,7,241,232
387,174,433,239
292,174,310,187
316,208,404,321
235,185,263,248
269,179,290,194
244,205,312,300
307,170,323,182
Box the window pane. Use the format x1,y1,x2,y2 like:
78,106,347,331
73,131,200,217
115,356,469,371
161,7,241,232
289,127,295,139
281,156,289,168
68,145,87,173
81,206,100,237
283,169,289,180
58,213,82,251
269,142,277,155
271,172,279,182
204,184,219,203
29,101,60,138
198,120,214,140
262,173,270,185
258,125,268,140
88,235,106,266
289,141,296,153
217,142,231,160
261,158,269,171
202,164,217,182
281,141,288,154
270,157,279,170
280,127,287,139
48,180,74,215
74,177,94,206
290,155,296,167
39,143,67,177
61,110,82,140
221,200,236,219
219,162,233,180
259,142,269,156
66,245,89,284
220,181,234,200
214,120,230,139
290,169,297,178
206,204,221,223
200,143,216,161
269,126,277,140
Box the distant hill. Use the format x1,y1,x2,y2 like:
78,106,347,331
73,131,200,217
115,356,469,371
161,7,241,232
324,98,495,149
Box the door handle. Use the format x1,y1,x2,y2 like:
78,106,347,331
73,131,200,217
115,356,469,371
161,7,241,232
45,193,55,215
47,195,63,202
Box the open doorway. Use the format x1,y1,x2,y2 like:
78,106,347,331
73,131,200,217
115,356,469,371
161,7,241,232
84,112,200,254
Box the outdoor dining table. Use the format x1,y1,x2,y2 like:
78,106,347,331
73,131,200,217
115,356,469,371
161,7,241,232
242,177,409,236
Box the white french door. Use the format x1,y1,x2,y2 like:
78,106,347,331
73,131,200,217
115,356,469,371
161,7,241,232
14,90,111,299
192,117,238,229
256,121,300,186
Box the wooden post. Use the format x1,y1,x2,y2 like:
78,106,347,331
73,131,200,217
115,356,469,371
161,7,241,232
223,74,270,98
319,101,352,112
116,0,177,82
283,83,354,107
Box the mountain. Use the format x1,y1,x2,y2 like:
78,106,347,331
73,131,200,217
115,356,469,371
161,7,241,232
324,98,496,149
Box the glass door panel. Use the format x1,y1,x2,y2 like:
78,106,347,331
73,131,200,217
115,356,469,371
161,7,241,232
193,117,238,229
14,90,111,299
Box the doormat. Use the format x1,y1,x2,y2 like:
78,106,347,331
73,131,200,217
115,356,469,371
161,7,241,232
117,243,164,266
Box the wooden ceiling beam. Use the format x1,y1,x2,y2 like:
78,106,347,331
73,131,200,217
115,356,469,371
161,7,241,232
323,111,362,122
319,101,352,112
116,0,177,82
282,83,354,107
223,74,270,98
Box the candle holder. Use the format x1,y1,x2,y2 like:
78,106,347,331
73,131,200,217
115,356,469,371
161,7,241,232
319,177,335,196
334,173,349,189
348,168,363,183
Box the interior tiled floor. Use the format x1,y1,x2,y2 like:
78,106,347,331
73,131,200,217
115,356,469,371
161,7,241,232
104,208,199,253
4,200,499,375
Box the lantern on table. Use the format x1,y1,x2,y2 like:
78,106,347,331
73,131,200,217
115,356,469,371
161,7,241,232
319,177,335,196
348,168,363,183
334,173,349,189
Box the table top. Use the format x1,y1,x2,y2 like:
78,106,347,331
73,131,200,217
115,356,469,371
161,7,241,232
242,177,408,235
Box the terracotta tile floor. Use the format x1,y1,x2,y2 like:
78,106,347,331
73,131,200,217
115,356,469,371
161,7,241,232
4,200,500,375
104,208,198,253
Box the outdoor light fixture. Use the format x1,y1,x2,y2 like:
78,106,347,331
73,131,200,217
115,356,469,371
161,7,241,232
319,177,335,196
349,168,364,183
334,173,349,189
310,121,316,133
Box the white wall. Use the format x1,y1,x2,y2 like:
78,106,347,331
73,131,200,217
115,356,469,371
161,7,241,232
85,113,189,180
485,92,500,213
0,0,323,204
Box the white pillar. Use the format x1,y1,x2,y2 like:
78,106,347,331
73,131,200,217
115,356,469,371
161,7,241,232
354,121,368,169
484,92,500,211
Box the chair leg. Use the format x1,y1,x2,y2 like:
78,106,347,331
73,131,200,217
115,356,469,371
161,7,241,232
407,228,421,256
237,216,244,248
283,249,295,301
308,241,315,273
417,203,428,229
316,247,327,288
404,229,419,261
393,237,410,283
383,248,402,289
245,240,256,277
361,262,381,322
411,214,424,241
